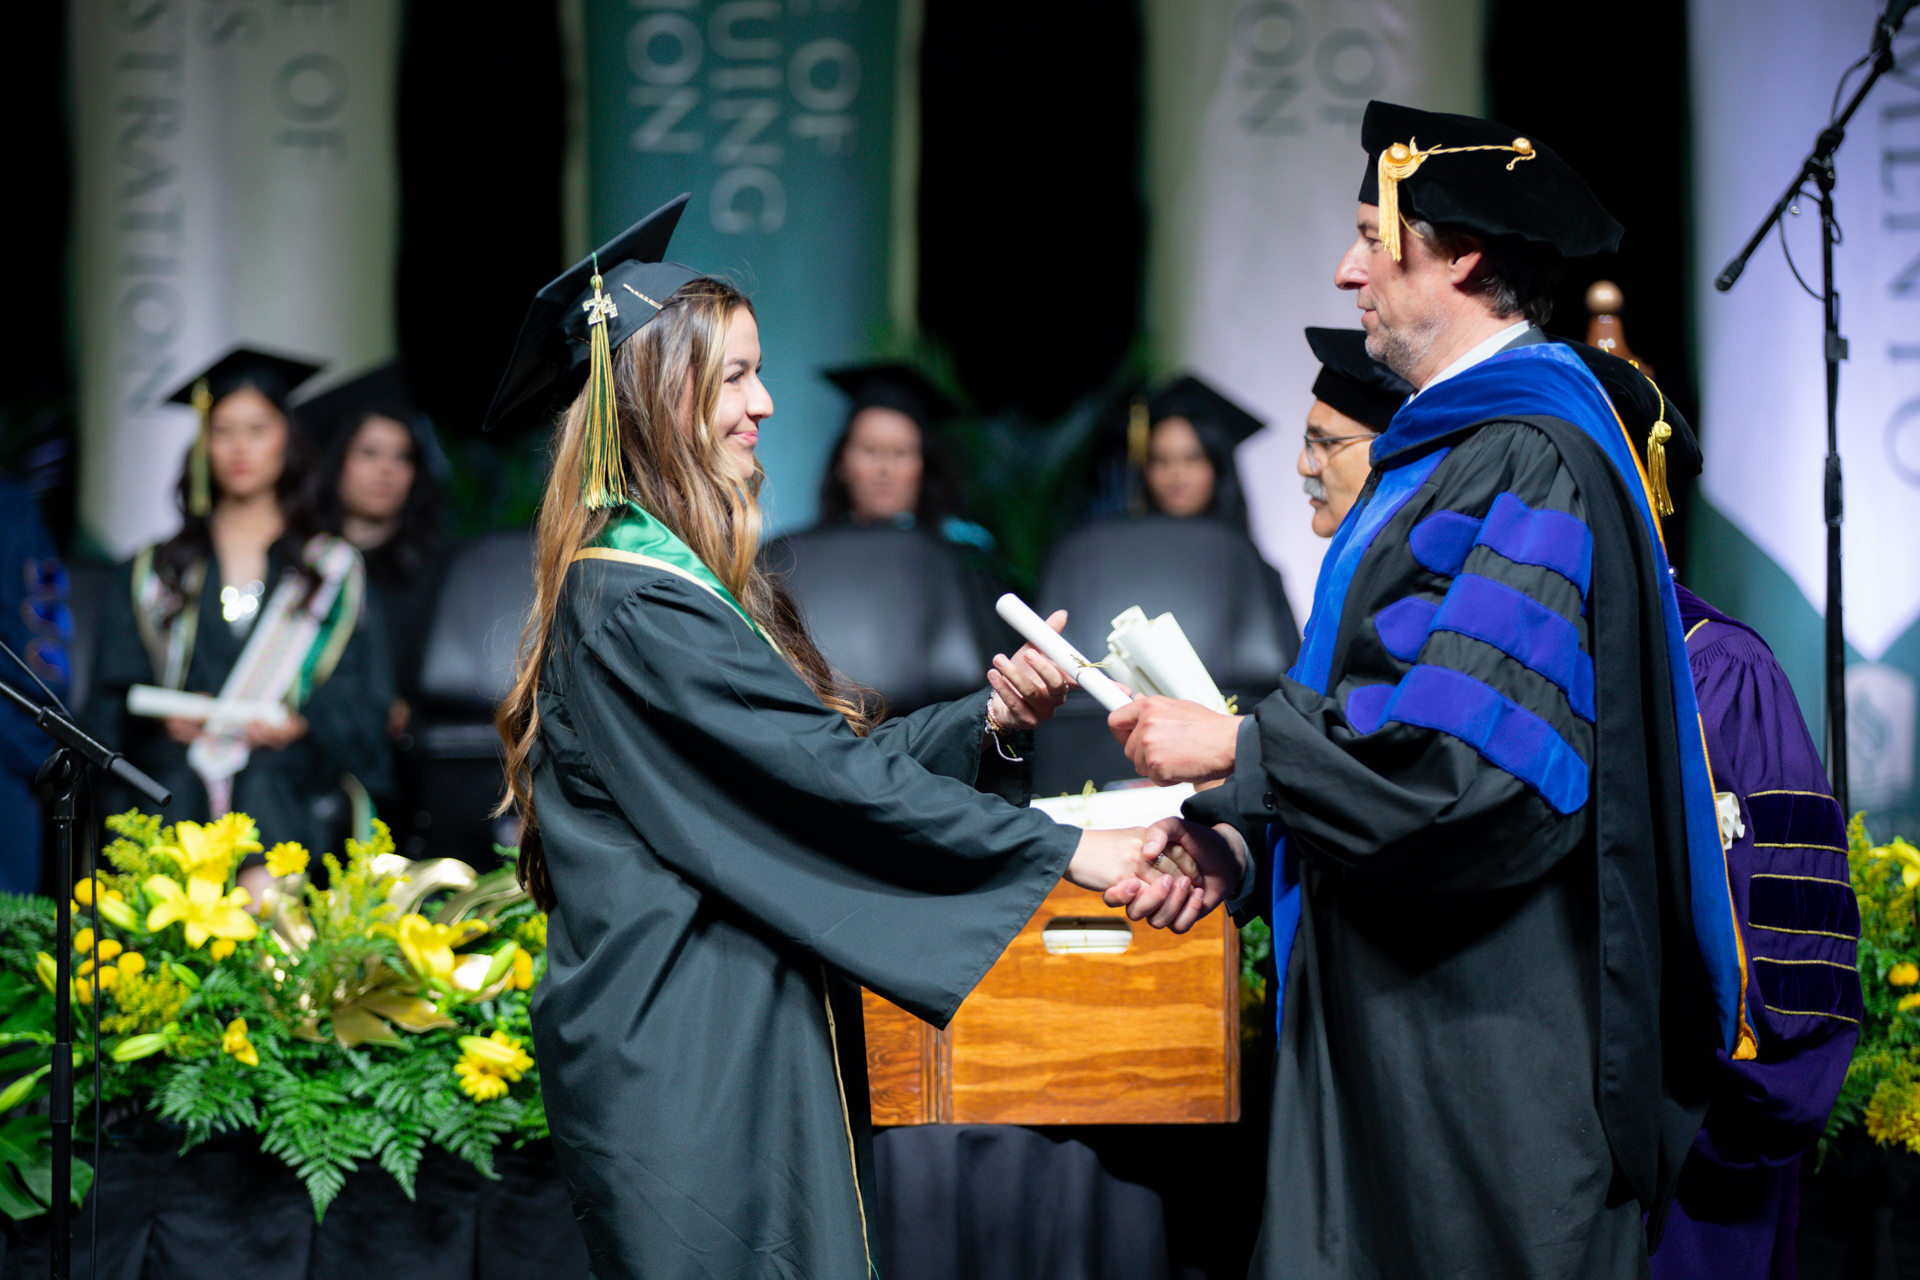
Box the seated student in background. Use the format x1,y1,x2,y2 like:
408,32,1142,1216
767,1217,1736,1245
84,348,393,884
1298,327,1411,536
303,362,450,740
773,363,1007,718
1138,375,1260,531
814,361,995,551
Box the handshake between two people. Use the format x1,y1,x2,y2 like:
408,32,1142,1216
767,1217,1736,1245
983,610,1255,935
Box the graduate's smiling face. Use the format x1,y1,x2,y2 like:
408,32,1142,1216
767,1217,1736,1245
1335,205,1480,388
710,305,773,483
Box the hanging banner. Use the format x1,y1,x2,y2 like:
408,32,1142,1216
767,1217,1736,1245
1142,0,1485,623
1691,1,1920,823
69,0,403,559
581,0,902,533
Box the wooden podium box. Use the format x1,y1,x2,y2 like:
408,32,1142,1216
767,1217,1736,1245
864,881,1239,1126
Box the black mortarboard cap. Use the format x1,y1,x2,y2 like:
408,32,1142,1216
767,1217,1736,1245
295,362,419,451
481,195,703,433
823,362,957,433
1357,101,1622,262
1305,328,1411,432
1145,375,1264,446
1558,339,1700,481
165,346,324,412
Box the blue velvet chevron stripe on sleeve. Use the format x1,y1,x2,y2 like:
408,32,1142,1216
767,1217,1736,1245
1353,665,1590,813
1430,575,1595,721
1478,493,1592,597
1354,486,1596,812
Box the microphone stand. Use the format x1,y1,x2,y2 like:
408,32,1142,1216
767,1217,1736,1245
0,675,169,1280
1713,10,1908,814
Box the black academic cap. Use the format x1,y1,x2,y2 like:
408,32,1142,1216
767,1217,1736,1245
1357,101,1622,261
295,362,419,450
165,346,324,412
481,195,703,433
1305,328,1412,432
822,362,957,433
1146,375,1264,446
1558,340,1700,480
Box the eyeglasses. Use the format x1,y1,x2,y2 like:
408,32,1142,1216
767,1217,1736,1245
1299,430,1377,470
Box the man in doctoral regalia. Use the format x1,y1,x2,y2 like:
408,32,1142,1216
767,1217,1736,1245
1110,100,1754,1279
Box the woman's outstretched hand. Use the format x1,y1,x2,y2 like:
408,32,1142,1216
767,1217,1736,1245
986,609,1077,730
1065,819,1248,934
1066,824,1213,934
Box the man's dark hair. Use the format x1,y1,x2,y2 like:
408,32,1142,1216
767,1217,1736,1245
1412,220,1564,326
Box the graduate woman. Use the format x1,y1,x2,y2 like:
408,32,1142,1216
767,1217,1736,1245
487,196,1220,1280
85,348,393,868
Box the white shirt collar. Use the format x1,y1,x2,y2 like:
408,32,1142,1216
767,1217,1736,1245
1415,321,1537,395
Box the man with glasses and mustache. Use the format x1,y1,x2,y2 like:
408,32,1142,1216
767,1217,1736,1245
1108,100,1757,1279
1297,327,1410,537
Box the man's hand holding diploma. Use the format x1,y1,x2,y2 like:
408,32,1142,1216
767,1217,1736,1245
1108,696,1243,786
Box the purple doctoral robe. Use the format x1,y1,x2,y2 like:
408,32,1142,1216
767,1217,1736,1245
1649,584,1860,1280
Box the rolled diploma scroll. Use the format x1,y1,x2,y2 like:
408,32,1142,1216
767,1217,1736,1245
994,594,1133,713
128,684,289,728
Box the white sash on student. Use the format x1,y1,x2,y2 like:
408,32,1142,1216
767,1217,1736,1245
186,537,361,815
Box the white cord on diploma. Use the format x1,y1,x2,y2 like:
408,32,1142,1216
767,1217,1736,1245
995,593,1133,713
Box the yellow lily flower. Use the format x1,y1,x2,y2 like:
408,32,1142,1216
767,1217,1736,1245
393,914,487,985
144,875,258,950
221,1017,259,1067
159,819,254,884
264,842,310,878
34,953,56,993
208,939,237,961
453,1031,532,1102
1892,963,1920,987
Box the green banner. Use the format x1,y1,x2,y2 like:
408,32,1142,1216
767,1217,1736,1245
582,0,903,532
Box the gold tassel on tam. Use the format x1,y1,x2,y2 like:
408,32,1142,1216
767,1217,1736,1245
1377,136,1537,262
579,257,626,509
188,378,213,517
1643,374,1676,518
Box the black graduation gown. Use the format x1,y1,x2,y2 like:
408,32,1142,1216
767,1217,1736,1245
84,544,395,854
528,555,1079,1280
361,536,447,705
1188,417,1714,1280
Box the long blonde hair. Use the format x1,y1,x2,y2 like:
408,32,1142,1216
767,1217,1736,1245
496,276,877,909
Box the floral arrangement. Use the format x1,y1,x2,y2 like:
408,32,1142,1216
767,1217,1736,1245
1828,816,1920,1149
0,810,548,1220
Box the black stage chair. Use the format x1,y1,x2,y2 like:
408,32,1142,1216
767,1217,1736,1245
1030,516,1299,796
770,525,1004,719
400,531,534,860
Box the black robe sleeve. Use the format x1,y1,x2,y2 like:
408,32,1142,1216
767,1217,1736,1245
561,571,1078,1022
1188,423,1593,896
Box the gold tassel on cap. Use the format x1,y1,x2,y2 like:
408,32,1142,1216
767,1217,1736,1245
579,255,626,510
1377,136,1537,262
188,378,213,517
1643,373,1676,518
